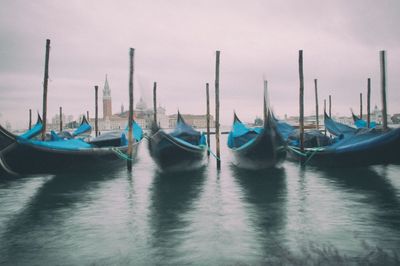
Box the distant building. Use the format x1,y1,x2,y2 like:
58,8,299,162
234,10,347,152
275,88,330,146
86,76,214,131
168,114,215,129
90,77,169,131
103,75,112,119
47,113,74,130
372,105,383,124
285,114,355,128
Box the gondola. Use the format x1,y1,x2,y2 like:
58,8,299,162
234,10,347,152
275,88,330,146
351,112,377,129
51,115,92,140
0,114,43,152
0,121,143,176
89,121,143,148
286,113,400,167
20,114,44,139
275,114,332,148
324,112,357,138
148,112,207,172
227,110,286,169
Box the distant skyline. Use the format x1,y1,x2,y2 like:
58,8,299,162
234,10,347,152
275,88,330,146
1,0,399,129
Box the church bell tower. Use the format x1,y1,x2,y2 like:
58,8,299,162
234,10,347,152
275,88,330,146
103,75,112,119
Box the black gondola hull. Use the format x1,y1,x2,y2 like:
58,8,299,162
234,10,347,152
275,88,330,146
230,128,287,170
228,111,287,170
148,130,206,172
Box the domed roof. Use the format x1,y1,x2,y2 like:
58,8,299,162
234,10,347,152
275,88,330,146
136,97,147,111
157,105,166,114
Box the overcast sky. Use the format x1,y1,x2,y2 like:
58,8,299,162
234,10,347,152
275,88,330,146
1,0,399,129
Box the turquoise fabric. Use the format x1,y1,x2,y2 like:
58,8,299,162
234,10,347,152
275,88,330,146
72,123,92,137
275,120,295,141
355,119,376,129
326,127,400,153
50,130,62,141
168,114,203,146
20,122,43,139
200,133,207,146
120,132,128,146
230,120,251,138
125,121,144,141
170,117,200,138
227,120,261,149
18,138,93,150
325,114,356,137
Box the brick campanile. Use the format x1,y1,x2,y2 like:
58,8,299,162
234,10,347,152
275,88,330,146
103,75,112,119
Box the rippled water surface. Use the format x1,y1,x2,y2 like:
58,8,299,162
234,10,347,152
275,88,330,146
1,135,400,265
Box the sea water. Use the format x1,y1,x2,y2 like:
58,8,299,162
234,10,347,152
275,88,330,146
0,135,399,265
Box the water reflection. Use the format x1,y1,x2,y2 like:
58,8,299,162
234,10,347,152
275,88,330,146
319,166,400,230
232,166,288,260
149,168,206,263
0,168,122,265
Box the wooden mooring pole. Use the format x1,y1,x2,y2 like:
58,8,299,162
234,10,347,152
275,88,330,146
127,48,135,172
380,50,388,130
263,80,268,120
59,106,63,132
95,85,99,137
359,93,363,119
153,82,157,124
87,111,89,121
299,50,305,153
314,79,319,130
206,83,211,157
215,50,221,170
41,39,50,140
324,99,327,135
29,109,32,130
367,78,371,128
329,95,332,117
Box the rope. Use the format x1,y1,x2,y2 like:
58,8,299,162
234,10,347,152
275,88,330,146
287,145,307,157
151,130,207,153
303,149,319,165
200,145,221,161
148,130,220,160
287,145,324,166
111,147,134,161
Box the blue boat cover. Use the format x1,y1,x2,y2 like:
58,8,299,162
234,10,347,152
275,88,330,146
169,113,204,146
88,121,143,147
325,127,400,153
172,132,207,149
171,114,200,137
120,132,128,146
20,115,43,139
124,121,144,142
353,116,377,129
199,133,206,145
273,115,332,147
50,130,62,141
324,112,356,138
72,116,92,137
18,137,93,150
274,119,296,141
227,114,262,149
354,119,376,129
